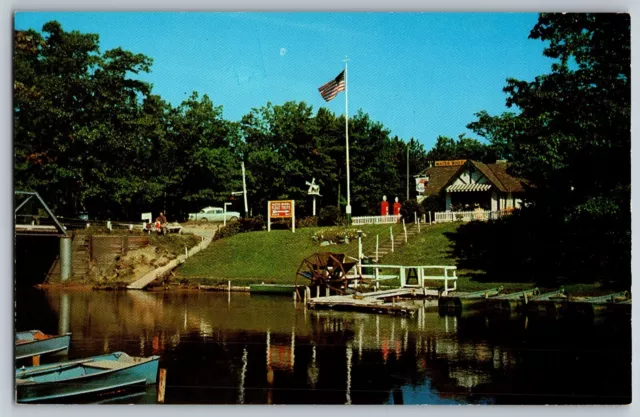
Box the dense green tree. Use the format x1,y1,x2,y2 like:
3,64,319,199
425,134,493,163
14,21,438,221
460,13,630,287
166,92,242,216
470,13,630,219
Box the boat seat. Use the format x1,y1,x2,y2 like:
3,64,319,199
84,360,128,370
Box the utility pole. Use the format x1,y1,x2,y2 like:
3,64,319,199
406,144,410,201
241,161,248,216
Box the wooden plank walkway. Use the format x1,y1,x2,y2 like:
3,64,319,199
127,227,216,290
306,287,439,315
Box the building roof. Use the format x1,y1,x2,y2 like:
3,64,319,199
420,160,528,196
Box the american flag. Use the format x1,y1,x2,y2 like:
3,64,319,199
318,70,345,102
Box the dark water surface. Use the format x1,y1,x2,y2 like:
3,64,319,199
15,288,631,405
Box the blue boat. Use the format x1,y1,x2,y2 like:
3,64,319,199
15,330,71,360
16,351,160,403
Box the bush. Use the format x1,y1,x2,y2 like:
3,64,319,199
400,199,425,222
213,222,241,240
238,216,265,232
318,206,345,227
421,195,444,214
296,216,318,228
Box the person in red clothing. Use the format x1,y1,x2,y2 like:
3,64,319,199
155,211,168,233
380,195,389,216
393,197,402,216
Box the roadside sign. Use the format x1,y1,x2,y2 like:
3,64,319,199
270,200,293,218
267,200,295,233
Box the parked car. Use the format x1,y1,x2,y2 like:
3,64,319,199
188,206,240,222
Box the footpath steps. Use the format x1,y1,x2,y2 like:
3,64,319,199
363,223,424,262
126,226,217,290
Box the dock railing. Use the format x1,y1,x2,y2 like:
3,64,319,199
351,215,401,225
351,264,457,294
434,210,510,223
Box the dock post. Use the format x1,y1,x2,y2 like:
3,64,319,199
228,280,231,292
429,211,432,224
376,234,379,261
325,287,330,297
400,266,406,287
157,368,167,403
414,212,417,224
59,236,72,282
32,355,40,367
417,219,420,233
375,268,380,290
316,286,320,298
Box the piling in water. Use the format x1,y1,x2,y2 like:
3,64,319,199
157,368,167,403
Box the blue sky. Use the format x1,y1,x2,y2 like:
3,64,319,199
14,12,553,150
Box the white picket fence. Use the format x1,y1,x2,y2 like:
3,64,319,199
351,215,401,225
434,210,510,223
349,264,458,294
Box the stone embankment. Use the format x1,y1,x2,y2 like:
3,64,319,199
127,226,217,290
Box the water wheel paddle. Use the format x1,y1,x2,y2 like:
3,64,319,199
295,252,361,298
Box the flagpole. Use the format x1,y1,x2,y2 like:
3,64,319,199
344,56,351,224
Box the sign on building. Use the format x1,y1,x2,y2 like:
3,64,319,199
435,159,466,167
267,200,295,233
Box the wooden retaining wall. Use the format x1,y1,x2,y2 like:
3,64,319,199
46,234,149,282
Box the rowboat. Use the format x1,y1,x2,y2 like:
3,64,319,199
15,330,71,360
249,283,303,295
16,351,160,403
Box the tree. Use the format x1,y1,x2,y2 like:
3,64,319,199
462,13,630,287
14,21,158,219
425,134,492,163
481,13,630,219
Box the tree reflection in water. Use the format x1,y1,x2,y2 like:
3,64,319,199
13,288,632,405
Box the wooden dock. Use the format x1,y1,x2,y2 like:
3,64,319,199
439,287,631,317
306,288,438,315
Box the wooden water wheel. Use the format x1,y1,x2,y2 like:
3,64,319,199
295,252,361,298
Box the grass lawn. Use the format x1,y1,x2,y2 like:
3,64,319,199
176,223,405,286
177,220,607,295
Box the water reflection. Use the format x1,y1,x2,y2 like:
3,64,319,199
14,288,631,405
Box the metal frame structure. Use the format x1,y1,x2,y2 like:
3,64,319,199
15,191,68,237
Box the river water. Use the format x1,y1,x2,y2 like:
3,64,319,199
14,288,631,405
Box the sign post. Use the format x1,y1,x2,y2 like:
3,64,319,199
268,200,295,233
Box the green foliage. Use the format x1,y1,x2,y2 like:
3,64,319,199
14,21,429,221
399,199,424,222
318,206,344,227
421,195,444,214
425,134,493,163
295,216,318,228
238,216,266,232
212,222,242,241
459,13,630,287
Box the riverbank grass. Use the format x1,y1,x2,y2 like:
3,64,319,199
177,224,405,286
176,221,605,295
